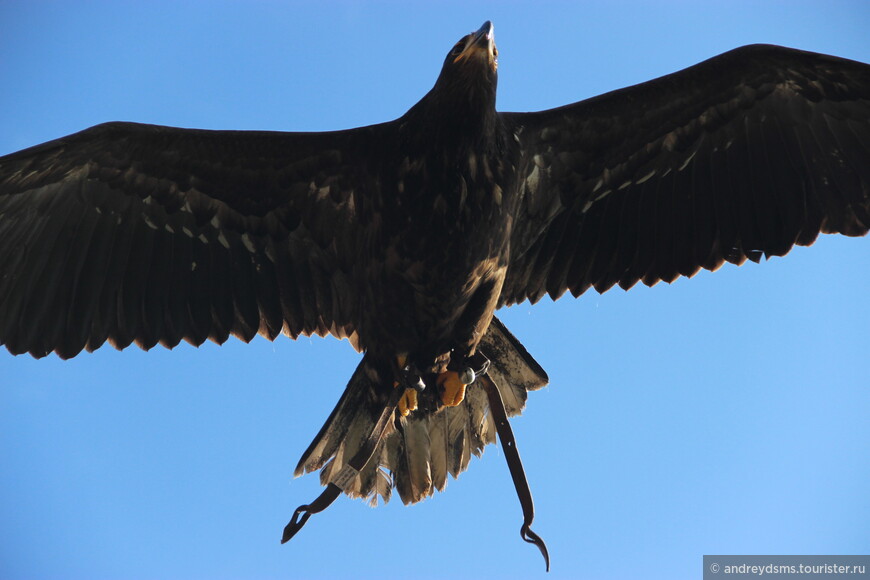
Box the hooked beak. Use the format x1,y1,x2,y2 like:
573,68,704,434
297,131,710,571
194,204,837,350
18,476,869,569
454,21,497,70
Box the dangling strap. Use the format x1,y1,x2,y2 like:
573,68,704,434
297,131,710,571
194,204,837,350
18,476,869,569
281,392,399,544
480,374,551,572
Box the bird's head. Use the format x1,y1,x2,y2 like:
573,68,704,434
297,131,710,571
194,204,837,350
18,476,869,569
427,21,499,114
444,21,498,75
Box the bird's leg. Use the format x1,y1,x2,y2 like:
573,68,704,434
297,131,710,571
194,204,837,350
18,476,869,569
394,354,425,417
437,352,491,407
397,388,418,417
437,371,466,407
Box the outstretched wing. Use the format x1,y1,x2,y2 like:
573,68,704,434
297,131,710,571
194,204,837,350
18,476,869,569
500,44,870,306
0,121,389,358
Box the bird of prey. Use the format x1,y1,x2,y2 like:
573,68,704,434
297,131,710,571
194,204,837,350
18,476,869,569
1,21,868,567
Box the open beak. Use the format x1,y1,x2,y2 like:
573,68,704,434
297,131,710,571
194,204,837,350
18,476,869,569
454,21,497,70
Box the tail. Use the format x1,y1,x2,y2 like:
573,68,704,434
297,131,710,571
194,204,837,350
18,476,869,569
293,316,549,505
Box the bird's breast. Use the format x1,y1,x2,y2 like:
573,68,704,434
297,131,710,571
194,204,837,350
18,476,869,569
355,146,518,355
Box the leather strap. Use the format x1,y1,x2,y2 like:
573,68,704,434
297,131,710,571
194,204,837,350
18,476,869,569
283,358,550,572
481,374,551,572
281,390,399,544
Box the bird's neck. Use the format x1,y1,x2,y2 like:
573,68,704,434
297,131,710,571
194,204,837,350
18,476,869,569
404,85,500,149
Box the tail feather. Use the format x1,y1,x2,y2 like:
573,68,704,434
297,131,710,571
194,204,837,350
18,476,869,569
369,466,393,507
482,316,549,415
428,412,449,492
358,445,395,507
293,360,380,477
395,416,433,502
293,315,549,506
445,403,472,477
467,379,498,459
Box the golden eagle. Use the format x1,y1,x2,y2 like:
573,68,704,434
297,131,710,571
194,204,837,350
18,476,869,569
1,21,868,567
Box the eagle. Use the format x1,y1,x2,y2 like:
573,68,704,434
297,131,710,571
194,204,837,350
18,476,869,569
1,21,868,567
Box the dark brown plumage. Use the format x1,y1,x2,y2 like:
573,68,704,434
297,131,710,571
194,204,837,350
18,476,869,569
1,19,868,543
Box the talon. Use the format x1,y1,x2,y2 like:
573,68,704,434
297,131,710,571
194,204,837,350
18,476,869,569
398,388,418,416
437,371,467,407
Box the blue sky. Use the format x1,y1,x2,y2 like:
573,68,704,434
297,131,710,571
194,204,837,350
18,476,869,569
1,2,868,579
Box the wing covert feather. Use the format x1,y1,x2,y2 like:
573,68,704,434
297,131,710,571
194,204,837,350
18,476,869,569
0,121,388,357
501,44,870,305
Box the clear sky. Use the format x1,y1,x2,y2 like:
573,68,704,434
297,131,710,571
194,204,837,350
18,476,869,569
1,2,868,579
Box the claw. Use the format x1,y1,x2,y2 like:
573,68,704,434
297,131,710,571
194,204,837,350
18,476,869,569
437,371,467,407
398,388,418,416
394,354,422,416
